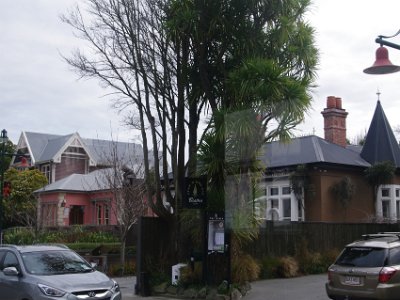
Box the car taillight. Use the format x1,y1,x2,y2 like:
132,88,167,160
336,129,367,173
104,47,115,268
379,267,397,283
327,269,334,282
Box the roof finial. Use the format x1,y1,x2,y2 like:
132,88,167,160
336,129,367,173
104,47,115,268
377,88,381,101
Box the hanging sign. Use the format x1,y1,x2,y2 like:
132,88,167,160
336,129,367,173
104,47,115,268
183,177,207,209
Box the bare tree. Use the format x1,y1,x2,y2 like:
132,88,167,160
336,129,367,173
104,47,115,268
92,138,146,273
61,0,194,218
61,0,203,264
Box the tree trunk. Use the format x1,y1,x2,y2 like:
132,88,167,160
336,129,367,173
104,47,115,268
120,239,126,275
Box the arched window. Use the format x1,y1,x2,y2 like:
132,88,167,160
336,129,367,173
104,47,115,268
268,209,280,221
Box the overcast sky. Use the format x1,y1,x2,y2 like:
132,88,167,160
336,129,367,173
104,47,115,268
303,0,400,143
1,0,400,145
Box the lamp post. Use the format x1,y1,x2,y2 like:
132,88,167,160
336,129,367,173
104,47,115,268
364,30,400,74
0,129,8,244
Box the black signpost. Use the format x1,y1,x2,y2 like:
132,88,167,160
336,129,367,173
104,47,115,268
183,177,209,283
183,178,228,285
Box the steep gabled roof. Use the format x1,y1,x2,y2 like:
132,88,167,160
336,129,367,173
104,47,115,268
39,134,75,163
262,135,370,169
20,132,79,163
21,132,62,164
17,131,144,168
360,101,400,167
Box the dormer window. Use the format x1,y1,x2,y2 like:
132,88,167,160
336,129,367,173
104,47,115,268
65,146,85,155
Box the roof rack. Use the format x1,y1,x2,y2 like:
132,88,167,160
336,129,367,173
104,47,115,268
32,243,69,249
362,233,400,241
0,244,18,249
0,244,69,249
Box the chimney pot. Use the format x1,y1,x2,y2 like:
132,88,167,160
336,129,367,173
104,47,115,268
327,96,336,108
336,97,342,109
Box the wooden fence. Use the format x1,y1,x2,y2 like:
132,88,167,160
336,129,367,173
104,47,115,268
246,221,400,258
131,220,400,264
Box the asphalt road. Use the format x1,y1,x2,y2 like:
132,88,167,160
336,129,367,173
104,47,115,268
116,274,330,300
248,273,330,300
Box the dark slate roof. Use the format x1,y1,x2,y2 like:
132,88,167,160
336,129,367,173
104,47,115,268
360,101,400,167
261,135,370,169
262,100,400,170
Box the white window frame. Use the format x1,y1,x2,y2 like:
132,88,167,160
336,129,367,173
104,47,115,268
93,200,111,225
377,185,400,221
257,179,304,222
41,164,51,183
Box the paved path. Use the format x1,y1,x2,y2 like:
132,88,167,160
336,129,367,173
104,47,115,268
115,276,136,300
247,274,329,300
115,274,329,300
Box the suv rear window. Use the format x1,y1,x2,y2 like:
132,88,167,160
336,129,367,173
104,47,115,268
335,247,387,267
388,247,400,265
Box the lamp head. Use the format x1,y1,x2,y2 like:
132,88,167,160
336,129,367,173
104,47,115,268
19,157,29,168
364,46,400,74
0,129,7,144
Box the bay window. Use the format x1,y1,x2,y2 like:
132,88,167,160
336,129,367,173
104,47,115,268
255,179,304,221
377,185,400,221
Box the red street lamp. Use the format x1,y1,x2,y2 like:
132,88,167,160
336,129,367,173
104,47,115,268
364,30,400,75
0,129,31,244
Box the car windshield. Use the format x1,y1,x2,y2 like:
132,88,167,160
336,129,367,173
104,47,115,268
21,250,93,275
335,247,387,268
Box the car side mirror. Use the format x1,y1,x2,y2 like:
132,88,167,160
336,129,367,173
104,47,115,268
3,266,20,276
90,262,98,269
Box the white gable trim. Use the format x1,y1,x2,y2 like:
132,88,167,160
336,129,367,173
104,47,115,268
12,131,35,165
53,133,97,166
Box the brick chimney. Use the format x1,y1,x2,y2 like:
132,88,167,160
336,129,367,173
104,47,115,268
321,96,348,147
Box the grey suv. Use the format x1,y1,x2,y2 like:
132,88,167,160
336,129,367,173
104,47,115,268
0,244,121,300
326,232,400,300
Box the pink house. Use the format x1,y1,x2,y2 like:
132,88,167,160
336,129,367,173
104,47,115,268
36,170,120,226
12,131,147,227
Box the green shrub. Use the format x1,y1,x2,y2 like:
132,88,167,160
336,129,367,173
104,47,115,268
294,237,339,275
277,256,298,278
108,260,136,277
40,231,65,243
85,231,119,243
321,248,340,267
58,226,118,243
179,262,203,287
66,242,120,252
4,226,119,245
300,252,326,274
3,227,37,244
259,256,281,279
149,271,170,288
126,246,136,255
143,257,170,287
